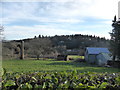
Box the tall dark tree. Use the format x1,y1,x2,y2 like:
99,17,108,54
34,36,37,39
110,16,120,60
39,35,41,38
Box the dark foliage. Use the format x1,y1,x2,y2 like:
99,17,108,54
110,16,120,60
2,71,120,89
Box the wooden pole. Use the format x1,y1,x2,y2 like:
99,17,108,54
20,40,24,59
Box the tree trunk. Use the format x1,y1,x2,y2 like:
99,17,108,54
11,49,14,58
43,55,45,60
37,55,39,60
113,55,116,61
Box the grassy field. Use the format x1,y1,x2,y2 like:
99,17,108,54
67,55,84,60
2,59,120,73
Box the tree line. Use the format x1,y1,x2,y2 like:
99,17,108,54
2,34,109,60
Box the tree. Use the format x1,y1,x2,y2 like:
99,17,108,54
110,16,120,60
28,38,53,60
38,35,41,38
34,36,37,39
55,45,67,55
2,41,22,59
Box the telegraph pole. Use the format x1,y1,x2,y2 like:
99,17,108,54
20,40,24,59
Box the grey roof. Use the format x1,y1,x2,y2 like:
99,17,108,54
86,47,110,54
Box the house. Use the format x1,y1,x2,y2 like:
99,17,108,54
85,47,111,66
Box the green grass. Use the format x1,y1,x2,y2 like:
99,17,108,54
67,55,84,60
2,59,120,73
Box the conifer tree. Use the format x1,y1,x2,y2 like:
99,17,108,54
110,16,120,60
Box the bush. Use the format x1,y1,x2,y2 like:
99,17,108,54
107,61,120,68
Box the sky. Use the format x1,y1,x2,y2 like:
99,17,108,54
1,0,120,40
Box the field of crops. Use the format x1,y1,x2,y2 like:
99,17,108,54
2,59,120,89
2,71,120,89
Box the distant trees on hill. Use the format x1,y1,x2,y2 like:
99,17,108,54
24,38,54,60
50,34,108,49
2,34,109,59
2,41,20,59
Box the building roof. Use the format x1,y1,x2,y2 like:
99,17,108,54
86,47,110,54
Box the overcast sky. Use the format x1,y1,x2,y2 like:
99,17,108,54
1,0,120,40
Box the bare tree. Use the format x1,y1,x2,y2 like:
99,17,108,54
27,38,53,60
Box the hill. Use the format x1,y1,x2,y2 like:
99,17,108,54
2,34,110,59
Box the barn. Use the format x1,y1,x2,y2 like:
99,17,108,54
85,47,111,66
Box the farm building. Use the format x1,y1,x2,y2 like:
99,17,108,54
85,47,111,66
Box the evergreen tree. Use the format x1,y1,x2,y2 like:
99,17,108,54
39,35,41,38
110,16,120,60
34,36,37,39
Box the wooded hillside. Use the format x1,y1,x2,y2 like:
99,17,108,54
2,34,110,59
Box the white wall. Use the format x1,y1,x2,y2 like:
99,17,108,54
97,53,109,66
84,50,88,61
